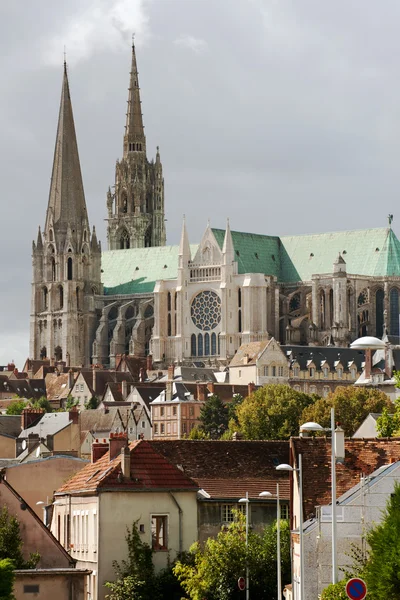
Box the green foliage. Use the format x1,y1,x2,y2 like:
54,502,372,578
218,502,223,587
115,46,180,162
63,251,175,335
173,513,291,600
5,400,26,415
321,580,347,599
85,396,99,410
65,395,78,411
105,520,155,600
235,384,315,440
301,386,393,437
0,507,40,569
363,481,400,598
199,394,229,439
30,396,52,413
376,406,397,438
187,426,210,440
227,394,244,426
0,558,15,600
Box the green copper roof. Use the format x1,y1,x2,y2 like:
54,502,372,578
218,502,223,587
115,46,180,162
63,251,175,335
102,244,198,294
102,227,400,295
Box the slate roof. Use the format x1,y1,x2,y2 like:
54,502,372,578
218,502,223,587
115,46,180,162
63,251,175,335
284,345,365,372
134,385,166,410
3,379,46,400
80,370,134,397
102,227,400,294
291,437,400,520
0,416,21,439
56,440,198,494
19,412,72,439
151,440,290,500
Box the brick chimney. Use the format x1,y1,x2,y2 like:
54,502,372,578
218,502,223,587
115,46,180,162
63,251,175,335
166,365,174,402
69,405,79,425
146,355,153,371
21,408,45,431
197,383,207,402
109,432,128,460
92,441,109,463
247,382,256,397
139,367,147,382
365,349,372,380
207,382,215,395
168,365,174,381
121,445,131,480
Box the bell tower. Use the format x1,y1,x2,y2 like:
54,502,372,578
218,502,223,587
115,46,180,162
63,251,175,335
30,62,102,366
107,41,166,250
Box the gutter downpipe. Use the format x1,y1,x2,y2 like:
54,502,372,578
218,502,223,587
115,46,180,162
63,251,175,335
169,492,183,553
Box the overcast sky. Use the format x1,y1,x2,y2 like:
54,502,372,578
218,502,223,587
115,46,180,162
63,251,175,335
2,0,400,367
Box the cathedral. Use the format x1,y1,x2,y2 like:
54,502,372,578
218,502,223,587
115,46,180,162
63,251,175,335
30,44,400,368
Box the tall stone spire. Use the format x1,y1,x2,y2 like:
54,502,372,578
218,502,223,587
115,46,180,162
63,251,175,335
178,215,191,267
124,40,146,157
45,62,89,237
222,218,234,265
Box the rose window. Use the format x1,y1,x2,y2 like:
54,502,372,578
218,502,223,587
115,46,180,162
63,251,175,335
190,291,221,331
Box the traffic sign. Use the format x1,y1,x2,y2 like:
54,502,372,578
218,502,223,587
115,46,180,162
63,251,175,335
346,578,367,600
238,577,246,591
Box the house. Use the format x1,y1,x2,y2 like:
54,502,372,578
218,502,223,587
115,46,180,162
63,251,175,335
72,369,135,408
0,415,22,458
152,440,290,543
229,339,288,386
289,436,400,600
51,434,199,600
352,413,383,438
303,460,400,598
150,381,204,439
17,409,80,458
0,474,90,600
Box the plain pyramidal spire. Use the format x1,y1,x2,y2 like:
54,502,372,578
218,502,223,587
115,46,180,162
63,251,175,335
124,39,146,156
45,61,89,236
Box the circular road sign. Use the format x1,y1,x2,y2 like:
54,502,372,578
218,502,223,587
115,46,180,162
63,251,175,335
238,577,246,591
346,578,367,600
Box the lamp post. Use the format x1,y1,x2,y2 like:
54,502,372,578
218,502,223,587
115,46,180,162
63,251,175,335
238,492,250,600
300,408,338,584
276,455,304,600
260,483,282,599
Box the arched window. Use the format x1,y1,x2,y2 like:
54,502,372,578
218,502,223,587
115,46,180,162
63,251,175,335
40,346,47,359
59,285,64,310
211,333,217,355
49,230,53,242
238,310,242,333
191,334,197,357
167,313,172,336
167,292,171,311
217,333,220,355
390,288,399,336
67,257,73,281
121,191,128,214
54,346,62,361
174,292,177,310
238,288,242,308
198,333,203,357
376,288,384,338
76,286,80,310
120,230,130,249
145,227,152,248
51,257,56,282
329,289,334,326
320,290,325,329
205,333,210,356
43,287,48,311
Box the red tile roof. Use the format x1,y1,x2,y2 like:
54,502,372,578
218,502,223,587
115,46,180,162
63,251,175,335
291,437,400,519
196,478,289,500
56,440,198,494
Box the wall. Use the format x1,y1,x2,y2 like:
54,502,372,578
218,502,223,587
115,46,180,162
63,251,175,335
14,572,88,600
5,456,88,519
0,434,16,458
53,421,80,455
229,365,257,386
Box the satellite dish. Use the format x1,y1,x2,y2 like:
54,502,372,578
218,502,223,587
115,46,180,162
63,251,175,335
35,447,41,458
21,440,26,450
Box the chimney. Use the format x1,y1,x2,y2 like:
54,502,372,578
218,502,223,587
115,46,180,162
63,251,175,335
242,355,249,365
66,352,70,367
122,380,128,400
27,433,40,452
68,369,74,389
146,355,153,371
69,405,79,425
365,349,372,380
247,382,256,397
166,381,173,402
168,365,174,381
121,445,131,480
14,368,19,376
197,383,207,402
232,431,243,441
92,441,109,463
334,426,345,464
384,345,391,378
207,382,215,395
109,432,128,460
50,357,55,367
92,367,97,394
139,367,146,383
21,408,45,431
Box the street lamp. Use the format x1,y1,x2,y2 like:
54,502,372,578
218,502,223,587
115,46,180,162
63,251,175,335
238,492,250,600
300,408,338,585
260,484,282,600
276,455,304,600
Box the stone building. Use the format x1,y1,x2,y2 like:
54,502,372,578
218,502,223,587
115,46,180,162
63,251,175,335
31,43,400,369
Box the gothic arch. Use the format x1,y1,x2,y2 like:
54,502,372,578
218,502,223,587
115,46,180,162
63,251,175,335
145,227,152,248
67,257,73,280
375,288,384,338
390,287,400,336
119,229,130,249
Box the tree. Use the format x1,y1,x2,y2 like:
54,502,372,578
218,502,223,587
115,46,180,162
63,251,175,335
65,395,78,411
227,394,244,427
376,406,397,438
235,384,315,440
0,507,40,569
320,580,347,599
174,513,290,600
363,481,400,598
301,386,393,437
85,396,98,410
6,400,26,415
0,558,15,600
105,520,155,600
30,396,52,413
187,426,210,440
199,394,229,439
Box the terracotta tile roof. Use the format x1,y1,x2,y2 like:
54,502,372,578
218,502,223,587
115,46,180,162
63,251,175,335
56,440,198,494
291,437,400,519
151,440,290,499
45,373,72,400
229,340,270,367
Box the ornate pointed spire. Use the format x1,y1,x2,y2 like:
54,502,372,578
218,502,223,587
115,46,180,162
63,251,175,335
36,226,43,251
91,225,98,250
222,218,234,264
45,62,89,237
124,39,146,157
179,215,191,264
